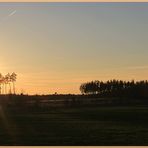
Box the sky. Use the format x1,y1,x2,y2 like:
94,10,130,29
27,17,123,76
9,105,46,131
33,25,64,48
0,0,148,2
0,2,148,94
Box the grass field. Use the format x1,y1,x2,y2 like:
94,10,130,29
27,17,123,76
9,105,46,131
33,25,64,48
0,105,148,145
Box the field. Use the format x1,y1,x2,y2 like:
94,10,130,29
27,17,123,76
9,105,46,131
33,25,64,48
0,102,148,145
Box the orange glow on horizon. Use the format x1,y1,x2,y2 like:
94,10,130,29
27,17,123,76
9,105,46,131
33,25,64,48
1,2,148,95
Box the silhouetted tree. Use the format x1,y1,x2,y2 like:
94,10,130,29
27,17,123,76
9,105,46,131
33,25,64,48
80,79,148,98
0,73,3,94
0,72,17,95
10,72,17,94
5,73,11,94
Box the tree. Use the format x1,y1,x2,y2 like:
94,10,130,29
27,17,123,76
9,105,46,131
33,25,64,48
10,72,17,94
80,79,148,98
5,73,11,94
0,72,17,95
0,73,3,94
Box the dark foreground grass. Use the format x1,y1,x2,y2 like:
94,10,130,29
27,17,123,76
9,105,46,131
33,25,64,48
0,105,148,145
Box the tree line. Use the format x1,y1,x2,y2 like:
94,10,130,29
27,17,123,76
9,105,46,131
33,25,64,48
0,72,17,94
80,80,148,98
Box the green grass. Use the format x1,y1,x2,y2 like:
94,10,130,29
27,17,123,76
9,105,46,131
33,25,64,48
0,106,148,145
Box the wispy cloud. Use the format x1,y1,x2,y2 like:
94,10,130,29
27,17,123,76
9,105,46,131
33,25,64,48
8,10,17,17
0,10,17,24
126,66,148,70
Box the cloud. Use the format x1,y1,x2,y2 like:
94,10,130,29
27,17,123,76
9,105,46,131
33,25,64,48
126,66,148,70
8,10,17,17
0,10,17,24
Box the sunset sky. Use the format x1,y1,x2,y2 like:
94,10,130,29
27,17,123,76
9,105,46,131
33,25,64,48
21,0,148,1
0,2,148,94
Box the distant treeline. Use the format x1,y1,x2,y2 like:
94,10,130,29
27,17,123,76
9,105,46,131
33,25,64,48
80,80,148,98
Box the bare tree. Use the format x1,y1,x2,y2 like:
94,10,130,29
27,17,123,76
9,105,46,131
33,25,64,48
0,73,3,94
0,73,17,95
5,73,11,94
10,72,17,94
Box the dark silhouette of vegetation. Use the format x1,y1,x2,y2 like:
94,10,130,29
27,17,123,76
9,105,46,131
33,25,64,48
0,78,147,145
0,76,148,108
80,80,148,98
0,72,17,94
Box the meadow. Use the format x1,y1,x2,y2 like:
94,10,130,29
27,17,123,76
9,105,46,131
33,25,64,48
0,95,148,146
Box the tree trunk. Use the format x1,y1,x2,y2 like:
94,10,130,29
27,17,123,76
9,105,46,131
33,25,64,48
0,84,1,95
2,84,4,94
13,82,15,94
9,83,11,94
5,84,7,94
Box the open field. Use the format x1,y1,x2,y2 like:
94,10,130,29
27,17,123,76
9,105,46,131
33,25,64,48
0,102,148,145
